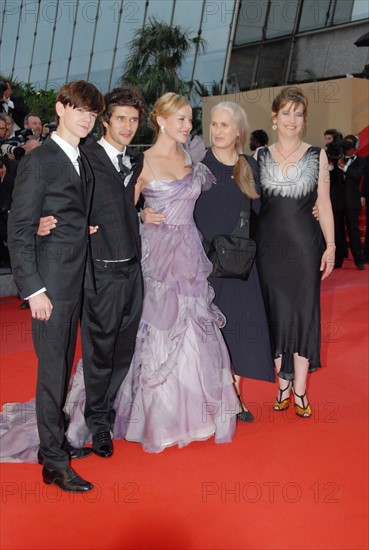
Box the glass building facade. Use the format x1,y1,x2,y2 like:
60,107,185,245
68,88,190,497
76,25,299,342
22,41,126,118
1,0,368,93
231,0,369,90
234,0,368,45
0,0,237,92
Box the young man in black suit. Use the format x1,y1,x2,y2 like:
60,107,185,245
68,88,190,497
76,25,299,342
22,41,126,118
337,135,365,270
81,88,145,457
40,88,146,458
8,81,104,492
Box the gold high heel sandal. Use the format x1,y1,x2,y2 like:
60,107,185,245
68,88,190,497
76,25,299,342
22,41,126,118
273,380,291,411
293,389,312,418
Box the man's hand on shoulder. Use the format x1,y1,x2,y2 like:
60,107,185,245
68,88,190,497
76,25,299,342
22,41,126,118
37,216,57,236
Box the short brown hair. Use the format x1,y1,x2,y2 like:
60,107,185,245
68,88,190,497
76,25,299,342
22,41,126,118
55,80,105,124
272,86,308,122
24,113,42,126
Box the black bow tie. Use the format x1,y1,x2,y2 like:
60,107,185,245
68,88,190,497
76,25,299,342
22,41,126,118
345,155,356,162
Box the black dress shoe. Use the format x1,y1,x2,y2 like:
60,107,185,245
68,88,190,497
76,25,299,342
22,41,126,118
38,446,93,464
42,465,93,492
356,263,365,270
69,446,94,460
92,431,113,457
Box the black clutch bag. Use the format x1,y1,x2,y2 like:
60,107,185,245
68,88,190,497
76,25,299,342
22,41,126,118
208,196,257,281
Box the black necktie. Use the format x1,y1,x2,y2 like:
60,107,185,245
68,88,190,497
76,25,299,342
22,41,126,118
77,155,86,194
117,154,130,180
77,155,84,176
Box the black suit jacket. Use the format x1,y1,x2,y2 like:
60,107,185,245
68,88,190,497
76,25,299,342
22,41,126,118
329,164,345,211
0,173,15,210
1,95,29,129
344,155,365,209
8,138,93,300
360,156,369,200
81,139,143,262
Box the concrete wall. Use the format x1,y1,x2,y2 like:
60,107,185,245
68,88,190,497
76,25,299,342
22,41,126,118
201,77,369,152
291,22,369,82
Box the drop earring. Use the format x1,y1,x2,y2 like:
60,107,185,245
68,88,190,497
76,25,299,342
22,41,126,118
272,124,277,131
160,125,165,134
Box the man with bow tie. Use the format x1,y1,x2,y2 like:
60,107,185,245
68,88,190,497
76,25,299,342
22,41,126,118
337,134,365,270
40,87,146,458
80,88,146,457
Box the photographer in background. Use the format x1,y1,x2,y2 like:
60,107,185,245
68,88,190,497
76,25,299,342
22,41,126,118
40,121,56,142
0,126,33,178
360,156,369,264
0,158,14,268
0,115,7,140
23,113,43,141
324,128,343,146
2,113,16,139
326,138,346,268
0,79,28,131
336,135,365,270
0,116,18,177
249,129,269,158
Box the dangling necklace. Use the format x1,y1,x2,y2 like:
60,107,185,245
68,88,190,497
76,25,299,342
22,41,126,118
274,141,302,160
212,147,239,167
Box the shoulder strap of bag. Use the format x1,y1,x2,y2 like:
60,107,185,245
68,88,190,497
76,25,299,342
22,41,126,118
231,193,251,239
231,154,253,239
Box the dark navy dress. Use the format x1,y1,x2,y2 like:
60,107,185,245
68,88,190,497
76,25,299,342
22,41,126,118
194,149,274,382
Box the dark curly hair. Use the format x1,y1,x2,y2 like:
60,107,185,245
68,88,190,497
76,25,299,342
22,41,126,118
102,86,146,128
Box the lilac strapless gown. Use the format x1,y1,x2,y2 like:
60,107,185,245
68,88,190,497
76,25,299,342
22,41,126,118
1,141,239,459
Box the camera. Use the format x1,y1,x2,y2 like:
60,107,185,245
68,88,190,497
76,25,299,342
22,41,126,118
0,128,34,161
16,128,34,143
326,141,344,162
0,142,25,160
326,139,354,163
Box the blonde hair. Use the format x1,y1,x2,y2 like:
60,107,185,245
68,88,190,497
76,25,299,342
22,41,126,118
210,102,259,199
149,92,191,137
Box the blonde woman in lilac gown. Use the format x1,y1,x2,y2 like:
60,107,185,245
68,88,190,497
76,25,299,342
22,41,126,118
110,93,239,451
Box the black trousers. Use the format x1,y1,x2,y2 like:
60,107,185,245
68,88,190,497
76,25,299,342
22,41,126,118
364,202,369,261
34,296,81,469
332,208,346,267
344,208,363,265
82,260,143,435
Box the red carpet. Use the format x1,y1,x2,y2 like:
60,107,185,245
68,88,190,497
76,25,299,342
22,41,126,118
0,260,368,550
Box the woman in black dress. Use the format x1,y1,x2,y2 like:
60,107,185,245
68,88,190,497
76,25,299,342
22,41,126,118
256,86,335,417
194,101,275,422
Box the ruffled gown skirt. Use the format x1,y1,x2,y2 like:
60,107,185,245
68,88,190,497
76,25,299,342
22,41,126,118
112,217,238,452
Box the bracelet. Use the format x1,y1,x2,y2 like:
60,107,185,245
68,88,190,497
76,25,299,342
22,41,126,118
326,243,336,249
